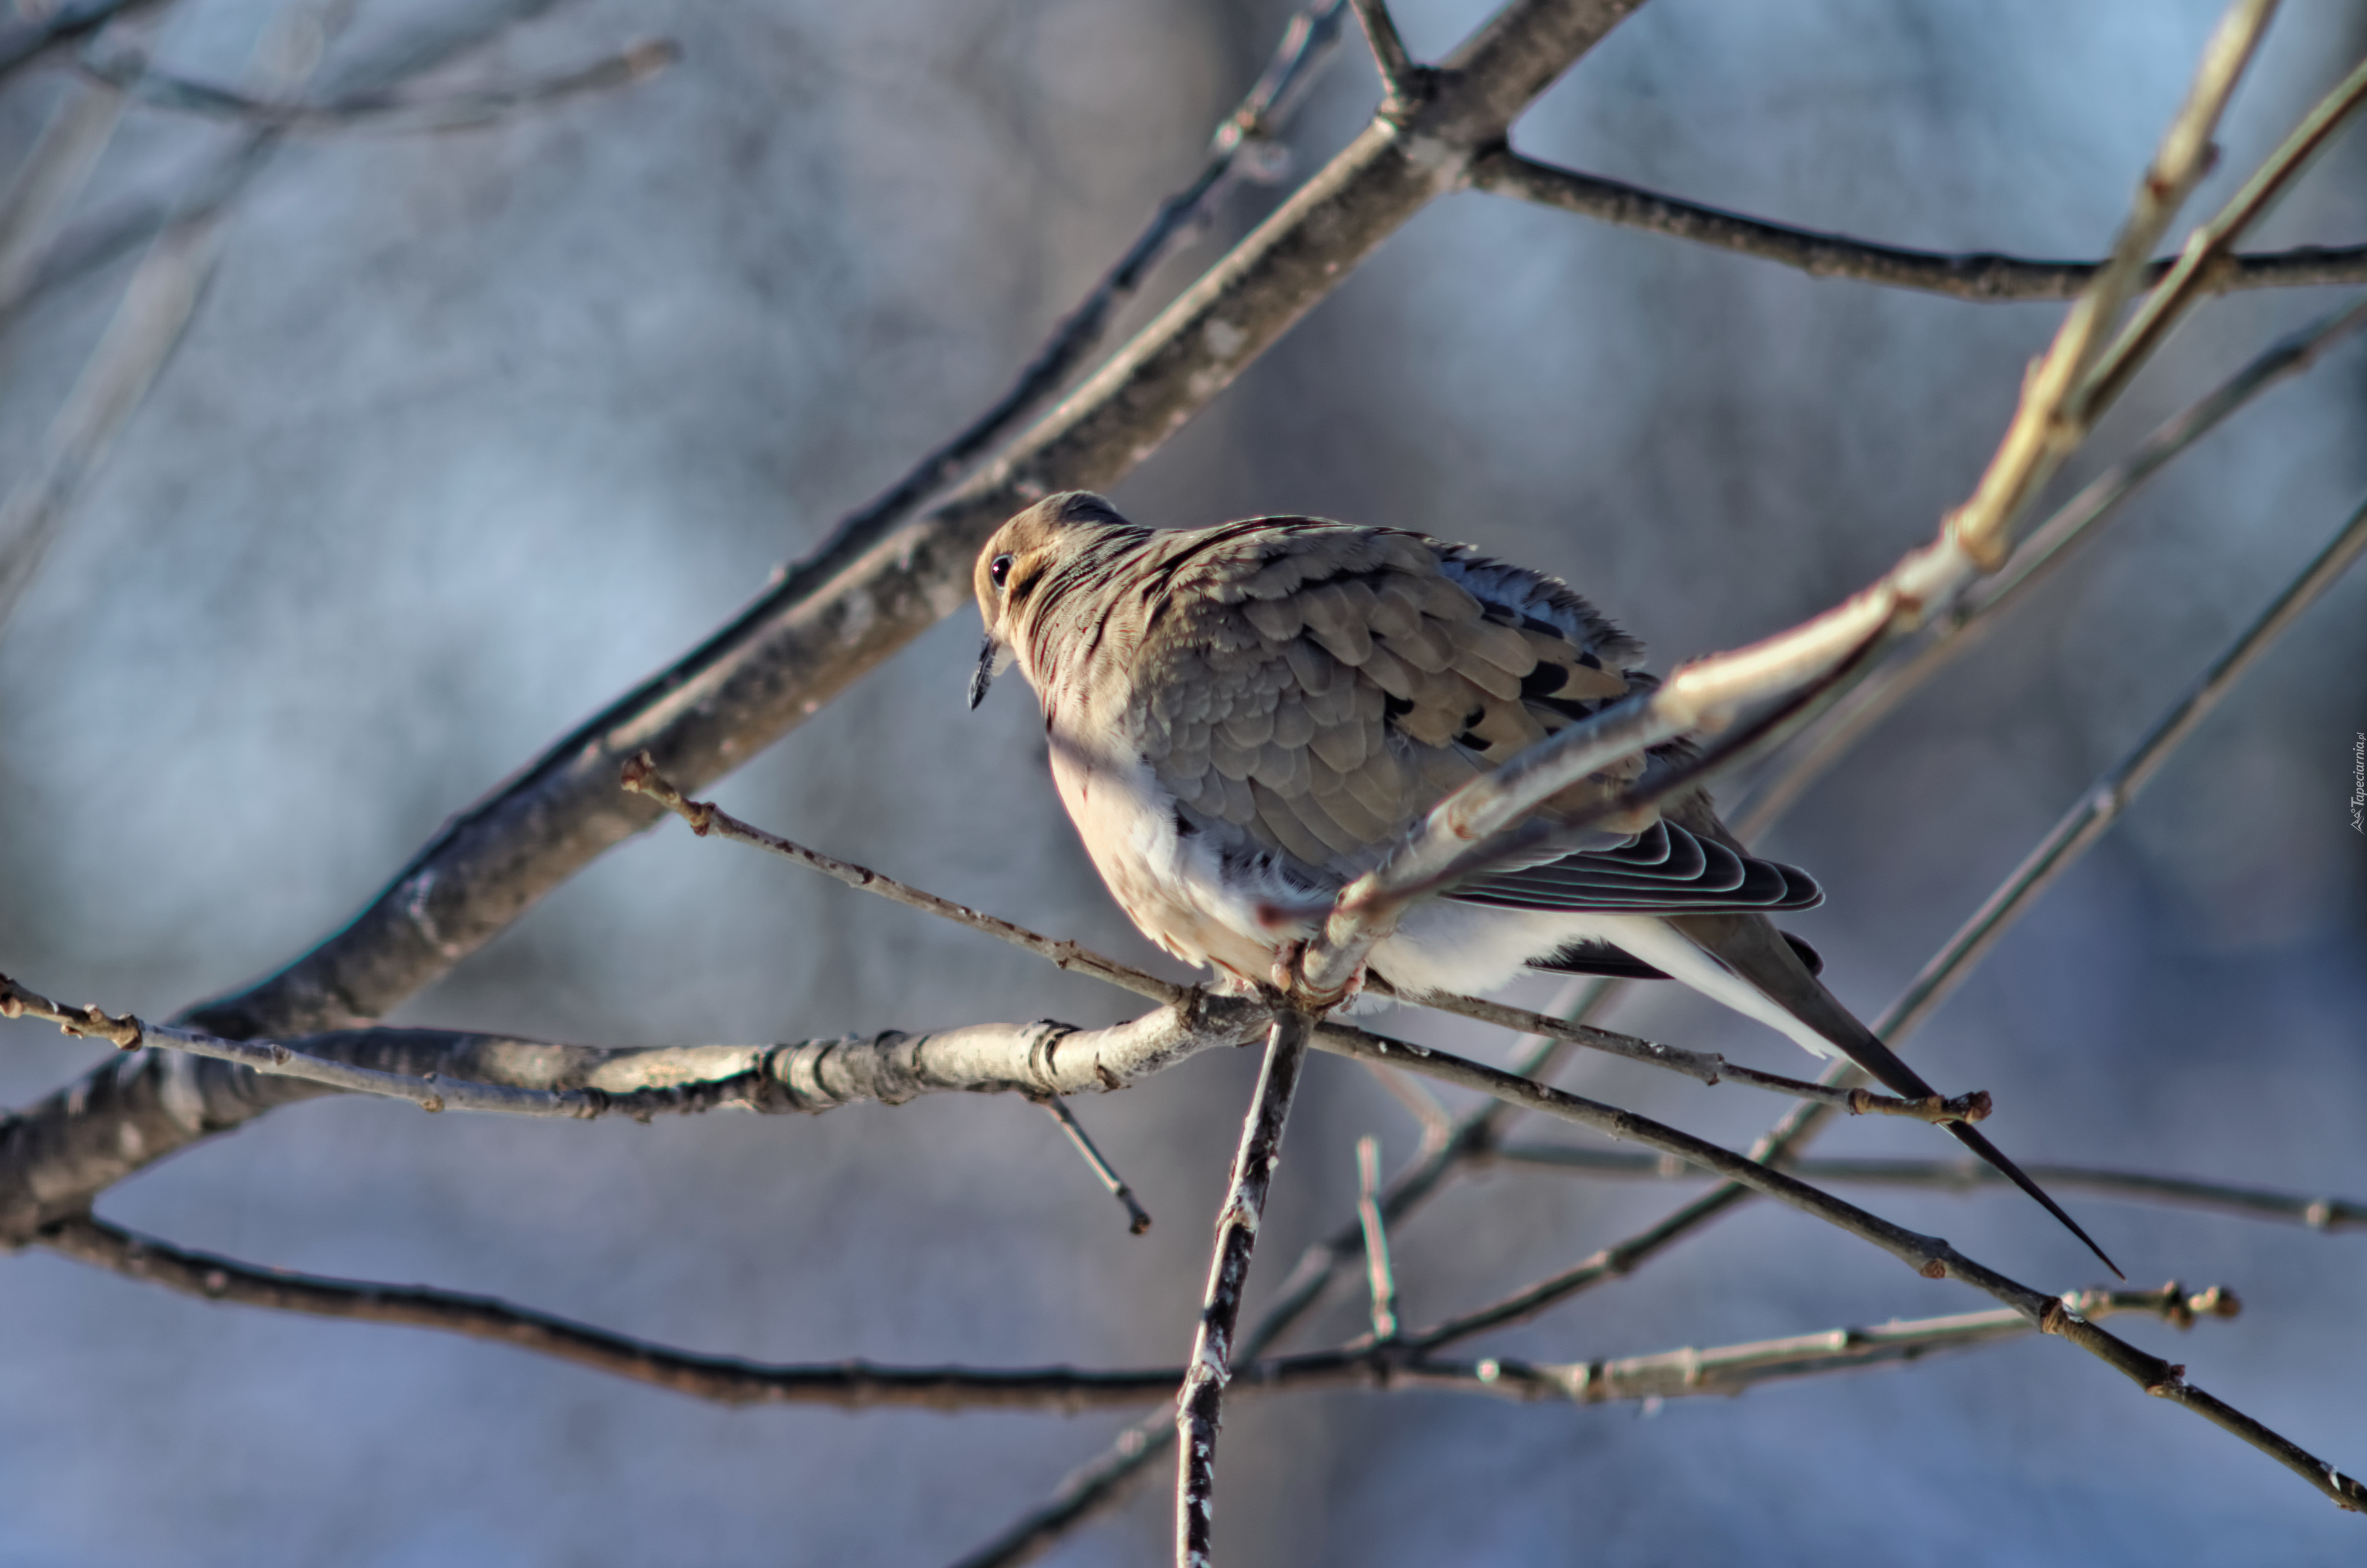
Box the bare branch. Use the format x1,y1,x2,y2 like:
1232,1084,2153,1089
1471,150,2367,300
35,1217,1183,1411
0,974,1269,1118
73,37,678,133
1034,1096,1154,1235
1177,1009,1314,1568
1945,0,2281,572
621,754,1185,1009
2082,52,2367,416
0,0,157,81
1356,984,1990,1125
0,76,133,305
1484,1144,2367,1234
1348,0,1419,111
31,1218,2239,1416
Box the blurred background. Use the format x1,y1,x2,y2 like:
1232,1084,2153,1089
3,0,2364,1562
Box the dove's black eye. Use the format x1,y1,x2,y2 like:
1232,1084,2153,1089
990,554,1015,590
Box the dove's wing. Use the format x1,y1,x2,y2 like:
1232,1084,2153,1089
1123,518,1654,878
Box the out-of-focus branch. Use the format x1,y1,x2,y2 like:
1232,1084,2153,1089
1471,150,2367,300
0,73,135,306
30,1217,2237,1414
1482,1143,2367,1234
0,0,157,81
1734,295,2367,839
1353,1135,1399,1342
0,0,598,330
72,36,678,133
1176,1009,1312,1568
0,207,223,631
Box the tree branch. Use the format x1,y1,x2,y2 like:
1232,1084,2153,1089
1470,149,2367,301
1482,1143,2367,1234
1034,1095,1155,1235
0,975,1269,1122
0,0,157,81
72,36,678,133
32,1215,2240,1415
1176,1009,1314,1568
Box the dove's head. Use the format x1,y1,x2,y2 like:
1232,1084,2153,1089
969,491,1138,708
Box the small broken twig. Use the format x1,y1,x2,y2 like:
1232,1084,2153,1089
1034,1094,1154,1235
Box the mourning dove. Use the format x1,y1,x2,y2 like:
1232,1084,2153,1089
971,492,2114,1272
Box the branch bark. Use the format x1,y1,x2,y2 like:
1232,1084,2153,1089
1484,1144,2367,1234
1176,1010,1313,1568
1472,149,2367,300
34,1214,2240,1415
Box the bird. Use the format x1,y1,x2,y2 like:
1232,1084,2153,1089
968,490,2116,1275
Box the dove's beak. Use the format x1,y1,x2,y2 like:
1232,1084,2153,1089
967,635,999,710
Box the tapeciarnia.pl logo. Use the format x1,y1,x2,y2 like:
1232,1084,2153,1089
2353,732,2364,834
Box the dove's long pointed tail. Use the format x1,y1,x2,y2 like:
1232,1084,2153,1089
1669,912,2123,1280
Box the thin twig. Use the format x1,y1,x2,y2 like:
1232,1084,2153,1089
621,754,1186,1008
1354,987,1990,1125
0,0,156,81
73,36,678,132
1470,149,2367,301
1348,0,1418,111
1482,1144,2367,1234
1176,1009,1314,1568
1034,1096,1154,1235
1944,0,2279,572
1354,1136,1399,1342
2082,52,2367,416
